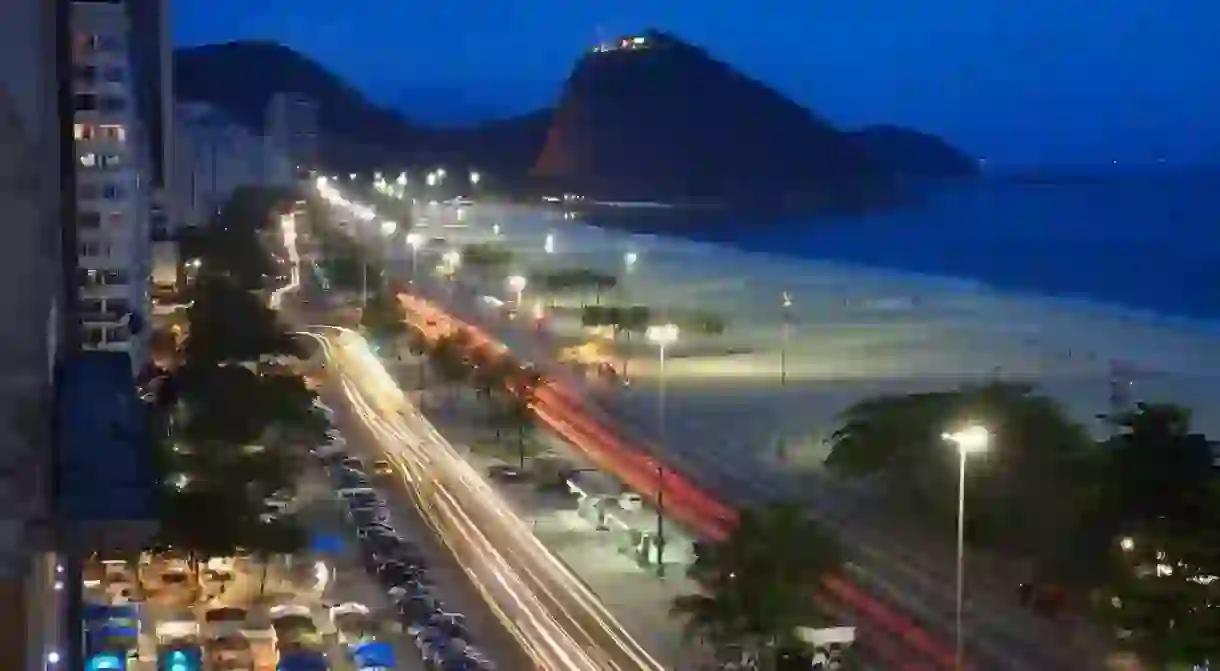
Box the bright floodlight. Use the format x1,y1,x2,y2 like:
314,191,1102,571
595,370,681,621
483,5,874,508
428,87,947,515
436,167,447,178
426,172,437,187
624,251,638,268
406,232,424,248
544,233,555,254
492,223,501,237
443,250,461,266
315,176,328,188
470,170,481,185
349,173,357,180
506,275,527,292
646,323,679,346
942,425,990,454
1120,536,1135,552
396,172,408,186
380,220,397,236
782,291,793,308
374,171,383,181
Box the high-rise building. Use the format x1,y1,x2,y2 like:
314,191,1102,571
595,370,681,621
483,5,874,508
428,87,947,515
71,0,168,370
265,91,319,177
0,1,68,669
173,101,295,232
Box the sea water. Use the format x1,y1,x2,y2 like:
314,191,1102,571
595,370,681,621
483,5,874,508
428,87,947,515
736,173,1220,323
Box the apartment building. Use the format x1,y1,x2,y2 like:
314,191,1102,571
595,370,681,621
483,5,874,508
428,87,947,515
266,91,319,177
72,0,161,370
173,101,296,231
0,1,67,669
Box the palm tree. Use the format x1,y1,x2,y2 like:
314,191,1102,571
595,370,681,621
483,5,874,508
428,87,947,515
825,382,1095,553
672,504,843,667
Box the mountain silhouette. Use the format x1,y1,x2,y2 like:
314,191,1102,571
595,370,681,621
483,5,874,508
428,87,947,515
533,30,897,208
174,39,974,204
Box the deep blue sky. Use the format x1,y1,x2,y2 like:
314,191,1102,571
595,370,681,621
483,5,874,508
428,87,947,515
174,0,1219,168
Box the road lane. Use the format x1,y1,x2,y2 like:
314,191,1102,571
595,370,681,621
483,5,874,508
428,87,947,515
309,329,670,671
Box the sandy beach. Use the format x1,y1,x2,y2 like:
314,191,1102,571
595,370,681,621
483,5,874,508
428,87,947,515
408,202,1220,445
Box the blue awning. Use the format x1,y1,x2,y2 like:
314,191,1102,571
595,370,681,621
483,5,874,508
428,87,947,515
277,651,330,671
57,352,157,522
351,641,395,669
84,603,139,621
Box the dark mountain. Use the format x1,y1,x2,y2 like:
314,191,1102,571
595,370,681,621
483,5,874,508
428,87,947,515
175,40,973,205
848,125,979,177
532,30,895,208
174,41,422,168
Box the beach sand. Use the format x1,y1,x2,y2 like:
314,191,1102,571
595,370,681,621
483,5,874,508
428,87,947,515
410,203,1220,443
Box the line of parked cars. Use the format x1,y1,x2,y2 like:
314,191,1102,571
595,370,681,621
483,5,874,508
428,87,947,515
314,410,495,671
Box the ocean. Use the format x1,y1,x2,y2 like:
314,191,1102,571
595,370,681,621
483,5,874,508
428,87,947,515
737,173,1220,322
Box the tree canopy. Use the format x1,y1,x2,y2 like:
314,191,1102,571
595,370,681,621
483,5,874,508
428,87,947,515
673,504,843,661
460,242,513,270
531,268,618,298
152,189,317,568
825,382,1096,552
581,305,652,334
360,292,408,344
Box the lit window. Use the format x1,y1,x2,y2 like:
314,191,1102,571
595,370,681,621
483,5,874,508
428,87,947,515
74,123,96,140
79,153,98,168
84,326,104,347
99,154,122,169
99,124,125,141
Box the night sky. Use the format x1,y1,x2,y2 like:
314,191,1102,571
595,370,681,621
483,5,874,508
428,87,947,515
174,0,1219,168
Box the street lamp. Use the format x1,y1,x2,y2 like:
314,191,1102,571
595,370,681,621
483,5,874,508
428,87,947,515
442,250,461,275
942,424,990,671
492,223,501,238
624,251,638,271
506,274,527,307
544,232,555,254
406,233,424,281
396,172,407,186
426,172,437,187
470,170,481,186
781,291,793,386
646,323,679,576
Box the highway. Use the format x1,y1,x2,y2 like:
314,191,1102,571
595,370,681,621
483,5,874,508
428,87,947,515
303,327,667,671
309,190,1079,669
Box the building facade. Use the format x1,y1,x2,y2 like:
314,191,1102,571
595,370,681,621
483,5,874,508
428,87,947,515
265,91,319,177
72,0,164,369
173,100,295,231
0,0,66,668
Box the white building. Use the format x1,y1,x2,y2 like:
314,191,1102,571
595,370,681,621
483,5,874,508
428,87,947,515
172,101,295,231
72,0,161,369
265,91,318,176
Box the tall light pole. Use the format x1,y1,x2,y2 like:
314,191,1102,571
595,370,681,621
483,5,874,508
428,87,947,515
780,291,793,386
646,323,679,577
506,275,527,309
941,424,990,671
406,233,424,282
